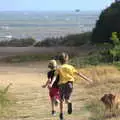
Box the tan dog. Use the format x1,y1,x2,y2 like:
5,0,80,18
101,93,120,116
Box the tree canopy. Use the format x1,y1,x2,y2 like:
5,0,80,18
91,1,120,43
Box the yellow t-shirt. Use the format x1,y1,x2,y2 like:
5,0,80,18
56,64,77,84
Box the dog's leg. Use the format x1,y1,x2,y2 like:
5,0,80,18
111,104,117,117
104,106,111,118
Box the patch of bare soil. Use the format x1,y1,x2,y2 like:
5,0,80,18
0,62,91,120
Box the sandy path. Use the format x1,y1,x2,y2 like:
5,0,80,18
0,62,90,120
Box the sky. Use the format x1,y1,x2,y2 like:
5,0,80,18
0,0,114,11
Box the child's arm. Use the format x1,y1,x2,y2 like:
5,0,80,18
48,69,58,88
76,72,93,83
42,79,51,88
48,75,57,88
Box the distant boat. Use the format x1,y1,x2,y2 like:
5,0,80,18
75,9,80,12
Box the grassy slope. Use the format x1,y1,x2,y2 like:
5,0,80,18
78,65,120,120
0,63,120,120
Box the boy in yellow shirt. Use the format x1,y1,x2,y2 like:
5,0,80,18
49,52,93,120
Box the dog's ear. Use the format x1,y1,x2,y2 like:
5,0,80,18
109,94,115,100
100,94,107,102
101,97,104,102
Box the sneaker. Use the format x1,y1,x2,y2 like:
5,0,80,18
59,113,64,120
51,110,56,116
68,102,72,114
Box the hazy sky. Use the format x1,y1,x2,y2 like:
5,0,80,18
0,0,114,11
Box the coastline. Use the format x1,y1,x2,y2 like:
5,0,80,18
0,11,99,41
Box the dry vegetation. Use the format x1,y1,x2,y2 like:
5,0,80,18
0,62,120,120
0,46,96,59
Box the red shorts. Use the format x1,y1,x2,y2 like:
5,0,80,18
49,88,60,100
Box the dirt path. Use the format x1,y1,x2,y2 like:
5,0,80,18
0,62,91,120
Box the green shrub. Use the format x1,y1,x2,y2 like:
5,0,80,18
34,32,92,47
109,32,120,62
0,38,36,47
99,32,120,63
100,49,113,63
61,32,91,46
1,54,52,63
0,40,9,46
34,37,63,47
113,61,120,70
0,84,12,110
70,54,102,68
8,38,36,47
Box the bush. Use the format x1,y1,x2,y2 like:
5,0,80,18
0,40,9,46
34,37,63,47
113,61,120,70
1,54,52,63
0,38,36,47
8,38,36,47
70,54,102,68
61,32,91,46
0,84,12,110
34,32,92,47
99,32,120,63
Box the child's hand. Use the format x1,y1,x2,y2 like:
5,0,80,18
88,79,93,83
87,79,93,85
85,79,93,85
42,85,46,88
48,83,52,88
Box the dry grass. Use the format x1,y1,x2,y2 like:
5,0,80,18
77,65,120,120
0,63,120,120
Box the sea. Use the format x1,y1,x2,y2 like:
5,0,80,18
0,11,100,41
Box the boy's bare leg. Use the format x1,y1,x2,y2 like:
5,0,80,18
51,99,54,111
59,100,64,120
51,99,56,116
60,100,63,113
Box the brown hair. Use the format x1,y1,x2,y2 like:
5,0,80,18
59,52,69,64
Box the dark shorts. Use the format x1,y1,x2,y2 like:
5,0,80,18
59,82,73,100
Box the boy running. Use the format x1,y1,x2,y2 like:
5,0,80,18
49,52,93,120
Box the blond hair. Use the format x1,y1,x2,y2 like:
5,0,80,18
48,59,57,69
